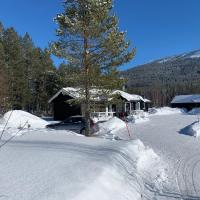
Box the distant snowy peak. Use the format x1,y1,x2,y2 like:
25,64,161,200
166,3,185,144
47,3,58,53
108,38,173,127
157,56,175,64
186,50,200,58
156,49,200,64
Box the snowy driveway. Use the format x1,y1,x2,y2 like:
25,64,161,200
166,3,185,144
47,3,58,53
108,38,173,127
130,113,200,199
1,112,200,200
0,128,166,200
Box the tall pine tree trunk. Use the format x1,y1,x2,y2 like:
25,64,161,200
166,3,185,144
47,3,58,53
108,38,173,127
83,22,91,136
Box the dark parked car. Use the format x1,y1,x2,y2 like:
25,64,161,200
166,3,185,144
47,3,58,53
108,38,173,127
46,116,98,135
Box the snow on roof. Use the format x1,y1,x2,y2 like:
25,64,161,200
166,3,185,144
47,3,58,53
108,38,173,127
48,87,109,103
171,95,200,104
112,90,144,101
48,87,80,103
49,87,151,103
143,98,151,103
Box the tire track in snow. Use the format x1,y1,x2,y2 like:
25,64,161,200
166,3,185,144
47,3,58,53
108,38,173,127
175,155,185,198
175,152,200,199
183,154,200,197
192,159,200,195
130,114,200,199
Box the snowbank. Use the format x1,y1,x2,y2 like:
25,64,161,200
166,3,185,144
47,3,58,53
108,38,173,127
188,108,200,115
149,107,183,115
122,140,167,189
98,117,126,133
70,139,167,200
92,115,112,123
180,121,200,137
95,117,127,140
0,118,168,200
3,110,48,129
127,112,149,124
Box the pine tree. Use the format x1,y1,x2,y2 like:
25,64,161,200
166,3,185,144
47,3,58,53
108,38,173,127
52,0,135,136
57,63,80,87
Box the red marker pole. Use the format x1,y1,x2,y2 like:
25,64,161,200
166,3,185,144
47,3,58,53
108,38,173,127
121,112,131,139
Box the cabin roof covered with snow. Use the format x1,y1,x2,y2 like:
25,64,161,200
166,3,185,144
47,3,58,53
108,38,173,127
112,90,151,102
48,87,151,103
48,87,108,103
48,87,79,103
171,95,200,104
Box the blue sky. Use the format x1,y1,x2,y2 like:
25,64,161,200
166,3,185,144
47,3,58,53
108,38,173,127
0,0,200,70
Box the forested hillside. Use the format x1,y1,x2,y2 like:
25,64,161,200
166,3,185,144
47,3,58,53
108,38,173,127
0,22,75,115
122,50,200,106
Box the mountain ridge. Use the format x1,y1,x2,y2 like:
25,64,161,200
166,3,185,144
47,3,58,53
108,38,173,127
122,49,200,106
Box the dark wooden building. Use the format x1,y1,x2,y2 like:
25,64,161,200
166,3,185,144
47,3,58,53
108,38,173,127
48,88,82,120
171,95,200,111
49,87,151,120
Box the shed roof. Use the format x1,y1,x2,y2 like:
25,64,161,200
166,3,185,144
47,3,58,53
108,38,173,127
171,95,200,104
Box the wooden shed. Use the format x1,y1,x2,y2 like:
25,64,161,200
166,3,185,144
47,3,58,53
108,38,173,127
171,94,200,111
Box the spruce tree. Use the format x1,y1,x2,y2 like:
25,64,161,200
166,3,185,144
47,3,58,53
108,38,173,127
0,21,60,114
0,41,8,113
39,49,57,113
20,32,35,111
3,28,28,109
52,0,135,136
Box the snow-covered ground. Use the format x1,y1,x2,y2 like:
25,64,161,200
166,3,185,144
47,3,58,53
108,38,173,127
0,111,167,200
148,107,183,115
1,108,200,199
130,112,200,199
188,108,200,115
3,110,49,129
180,120,200,137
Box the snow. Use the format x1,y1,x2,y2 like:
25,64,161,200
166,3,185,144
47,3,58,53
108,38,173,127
95,117,127,140
3,110,49,129
180,121,200,137
48,87,80,103
129,113,200,198
49,87,150,104
157,57,174,63
188,107,200,115
171,94,200,104
131,115,149,123
143,98,151,103
3,107,200,199
112,90,145,101
127,112,149,124
92,115,113,123
190,54,200,58
148,107,183,115
98,117,126,133
155,50,200,64
0,123,167,200
189,50,200,58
